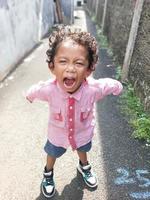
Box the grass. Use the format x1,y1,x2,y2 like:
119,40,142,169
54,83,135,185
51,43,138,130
120,83,150,144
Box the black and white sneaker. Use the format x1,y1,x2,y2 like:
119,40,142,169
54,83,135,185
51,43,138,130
77,161,98,188
41,168,55,198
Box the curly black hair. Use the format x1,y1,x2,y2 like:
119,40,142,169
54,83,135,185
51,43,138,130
46,25,99,71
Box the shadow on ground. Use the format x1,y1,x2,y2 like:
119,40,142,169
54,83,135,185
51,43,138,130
35,171,97,200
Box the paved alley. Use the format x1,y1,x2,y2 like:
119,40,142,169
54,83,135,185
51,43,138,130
0,8,150,200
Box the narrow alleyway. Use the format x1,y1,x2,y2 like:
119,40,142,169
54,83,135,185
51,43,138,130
0,8,150,200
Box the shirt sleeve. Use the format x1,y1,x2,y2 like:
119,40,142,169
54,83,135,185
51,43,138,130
26,81,50,103
88,77,123,101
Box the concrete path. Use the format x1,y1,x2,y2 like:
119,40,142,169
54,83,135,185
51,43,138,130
0,8,150,200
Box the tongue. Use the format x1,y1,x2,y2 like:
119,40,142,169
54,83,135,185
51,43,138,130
64,78,75,86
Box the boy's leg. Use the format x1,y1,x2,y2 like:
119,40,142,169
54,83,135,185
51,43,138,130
46,155,56,171
42,155,56,198
76,142,98,188
77,150,88,165
42,140,66,198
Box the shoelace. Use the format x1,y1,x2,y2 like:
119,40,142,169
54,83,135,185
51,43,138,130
45,177,54,185
83,169,92,178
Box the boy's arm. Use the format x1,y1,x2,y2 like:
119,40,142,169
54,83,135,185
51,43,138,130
99,78,123,96
88,77,123,100
26,81,49,103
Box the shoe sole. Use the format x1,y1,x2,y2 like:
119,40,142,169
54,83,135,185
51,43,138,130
77,166,98,188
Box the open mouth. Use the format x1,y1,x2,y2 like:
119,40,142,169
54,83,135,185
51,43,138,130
63,78,76,88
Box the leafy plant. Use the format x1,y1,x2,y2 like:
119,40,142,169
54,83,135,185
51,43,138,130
107,48,113,57
132,117,150,142
96,25,108,48
91,15,97,23
115,65,122,80
120,84,150,143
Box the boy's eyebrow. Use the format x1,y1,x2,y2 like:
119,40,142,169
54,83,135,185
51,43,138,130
55,56,87,61
54,56,68,61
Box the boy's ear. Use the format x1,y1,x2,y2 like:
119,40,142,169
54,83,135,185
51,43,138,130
48,62,54,73
86,69,92,77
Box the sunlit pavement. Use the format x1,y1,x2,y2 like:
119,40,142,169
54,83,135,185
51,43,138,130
0,8,150,200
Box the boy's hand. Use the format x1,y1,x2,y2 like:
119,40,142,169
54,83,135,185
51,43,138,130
22,91,32,103
26,96,32,103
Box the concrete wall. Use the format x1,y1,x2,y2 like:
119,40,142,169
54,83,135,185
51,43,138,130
86,0,134,65
86,0,150,112
86,0,105,28
86,0,97,14
96,0,105,27
129,0,150,111
104,0,134,65
39,0,54,38
0,0,54,81
61,0,74,24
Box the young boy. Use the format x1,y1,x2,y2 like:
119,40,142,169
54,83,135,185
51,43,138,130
26,25,123,198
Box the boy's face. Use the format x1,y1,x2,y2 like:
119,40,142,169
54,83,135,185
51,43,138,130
50,39,91,93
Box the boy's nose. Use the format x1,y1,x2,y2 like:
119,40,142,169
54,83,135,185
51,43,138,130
66,64,76,73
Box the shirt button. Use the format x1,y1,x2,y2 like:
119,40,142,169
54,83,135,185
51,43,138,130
69,118,73,121
70,128,73,131
70,106,73,109
69,136,72,139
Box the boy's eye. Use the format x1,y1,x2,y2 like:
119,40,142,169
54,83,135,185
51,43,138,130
75,62,84,67
59,60,67,64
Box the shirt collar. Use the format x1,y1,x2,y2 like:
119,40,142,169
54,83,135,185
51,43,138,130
54,79,87,101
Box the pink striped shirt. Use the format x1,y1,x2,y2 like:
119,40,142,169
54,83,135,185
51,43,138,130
26,77,123,149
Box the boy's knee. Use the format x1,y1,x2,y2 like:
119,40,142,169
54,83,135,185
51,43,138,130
44,140,66,158
77,141,92,152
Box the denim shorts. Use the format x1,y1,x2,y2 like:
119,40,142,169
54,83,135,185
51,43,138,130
44,140,92,158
